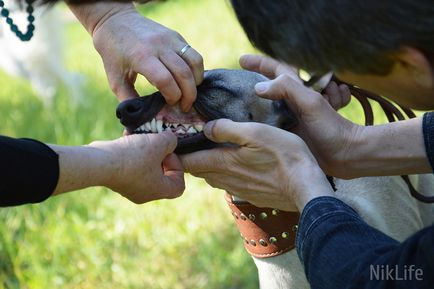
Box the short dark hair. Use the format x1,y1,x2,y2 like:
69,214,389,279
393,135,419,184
231,0,434,75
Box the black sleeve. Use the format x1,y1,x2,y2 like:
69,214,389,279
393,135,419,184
0,136,59,207
423,112,434,172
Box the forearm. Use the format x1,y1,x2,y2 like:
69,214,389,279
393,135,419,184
297,197,434,288
50,144,114,195
344,116,431,178
67,1,136,36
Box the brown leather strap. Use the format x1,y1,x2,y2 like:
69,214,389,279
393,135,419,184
225,194,300,258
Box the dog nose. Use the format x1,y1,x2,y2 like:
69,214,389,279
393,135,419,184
116,99,144,127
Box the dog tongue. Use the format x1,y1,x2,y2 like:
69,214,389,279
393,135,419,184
155,104,206,124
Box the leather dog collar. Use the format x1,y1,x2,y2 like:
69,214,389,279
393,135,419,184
225,193,300,258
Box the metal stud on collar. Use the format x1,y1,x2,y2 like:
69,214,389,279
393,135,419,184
269,237,278,244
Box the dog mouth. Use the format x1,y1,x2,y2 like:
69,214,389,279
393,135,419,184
130,104,206,137
125,102,216,154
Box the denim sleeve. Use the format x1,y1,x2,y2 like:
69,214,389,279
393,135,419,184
296,196,434,289
423,112,434,172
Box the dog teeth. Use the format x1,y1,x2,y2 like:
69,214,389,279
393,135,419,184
155,121,204,135
140,125,146,131
194,124,203,132
156,120,163,133
187,127,197,134
151,118,157,133
144,122,151,131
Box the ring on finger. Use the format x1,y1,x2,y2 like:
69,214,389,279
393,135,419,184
179,44,191,58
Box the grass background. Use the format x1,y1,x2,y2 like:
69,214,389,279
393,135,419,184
0,0,392,288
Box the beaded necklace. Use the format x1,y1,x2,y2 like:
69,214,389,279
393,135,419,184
0,0,35,41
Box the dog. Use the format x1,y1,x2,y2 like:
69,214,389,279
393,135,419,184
116,69,297,154
116,69,434,289
0,2,84,105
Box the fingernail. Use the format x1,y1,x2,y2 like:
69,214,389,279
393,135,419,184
204,121,216,139
255,82,270,94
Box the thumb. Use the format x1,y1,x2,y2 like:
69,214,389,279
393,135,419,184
255,74,314,111
153,131,178,158
160,153,185,198
204,119,263,146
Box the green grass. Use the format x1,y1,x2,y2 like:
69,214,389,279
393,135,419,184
0,0,398,288
0,1,258,288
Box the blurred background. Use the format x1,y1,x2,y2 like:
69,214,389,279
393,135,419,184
0,0,377,288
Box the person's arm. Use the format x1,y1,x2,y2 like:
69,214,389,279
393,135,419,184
0,136,59,206
340,116,431,178
296,196,434,289
51,132,185,203
1,133,184,207
67,1,204,111
241,54,432,178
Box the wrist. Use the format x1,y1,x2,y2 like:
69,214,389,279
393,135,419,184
68,1,136,37
84,142,120,190
294,161,334,211
51,144,114,195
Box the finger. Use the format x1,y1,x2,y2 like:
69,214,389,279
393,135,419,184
160,52,197,112
240,54,300,82
163,153,184,174
180,46,204,86
203,119,268,146
110,75,140,102
135,57,181,106
240,54,281,79
339,84,352,108
323,81,343,110
180,148,230,174
151,131,179,158
255,74,318,111
160,153,185,198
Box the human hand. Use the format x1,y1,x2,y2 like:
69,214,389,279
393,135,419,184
240,54,362,178
92,4,204,111
89,132,185,204
240,54,352,110
180,119,334,211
